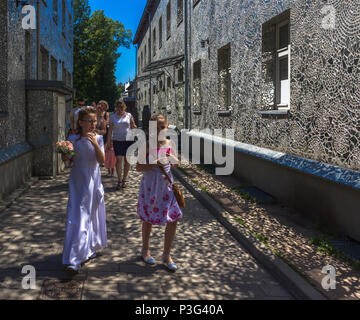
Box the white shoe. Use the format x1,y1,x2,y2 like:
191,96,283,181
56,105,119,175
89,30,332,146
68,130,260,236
89,252,97,259
66,265,81,273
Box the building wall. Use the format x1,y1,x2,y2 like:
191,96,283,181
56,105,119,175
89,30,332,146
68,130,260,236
27,0,74,83
136,0,186,127
0,0,74,198
189,0,359,171
136,0,359,171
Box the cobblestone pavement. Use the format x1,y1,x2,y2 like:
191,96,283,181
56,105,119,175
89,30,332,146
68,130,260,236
0,168,293,300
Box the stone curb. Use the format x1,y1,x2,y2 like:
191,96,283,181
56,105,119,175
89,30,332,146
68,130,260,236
172,168,327,300
0,177,39,214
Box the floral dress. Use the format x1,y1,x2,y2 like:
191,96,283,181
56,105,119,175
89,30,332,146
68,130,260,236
137,146,183,225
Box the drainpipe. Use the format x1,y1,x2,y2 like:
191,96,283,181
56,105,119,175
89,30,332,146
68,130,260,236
184,0,189,129
135,43,138,118
145,7,152,113
188,0,192,130
36,0,40,80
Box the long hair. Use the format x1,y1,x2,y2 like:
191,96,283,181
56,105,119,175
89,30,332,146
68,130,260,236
75,107,97,139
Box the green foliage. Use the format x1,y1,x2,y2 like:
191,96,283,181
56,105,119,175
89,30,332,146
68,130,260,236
73,0,132,106
310,237,360,271
230,186,257,203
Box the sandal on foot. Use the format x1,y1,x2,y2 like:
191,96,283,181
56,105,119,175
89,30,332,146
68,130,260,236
121,180,127,188
141,250,155,265
116,180,122,190
162,254,177,271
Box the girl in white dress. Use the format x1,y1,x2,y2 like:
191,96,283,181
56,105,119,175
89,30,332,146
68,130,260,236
62,107,107,273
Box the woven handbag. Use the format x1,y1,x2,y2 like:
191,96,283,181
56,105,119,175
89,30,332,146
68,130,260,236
159,165,186,208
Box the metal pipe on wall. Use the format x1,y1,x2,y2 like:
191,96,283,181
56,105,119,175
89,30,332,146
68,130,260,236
184,0,189,129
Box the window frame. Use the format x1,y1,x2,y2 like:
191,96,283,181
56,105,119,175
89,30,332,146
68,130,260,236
275,19,290,110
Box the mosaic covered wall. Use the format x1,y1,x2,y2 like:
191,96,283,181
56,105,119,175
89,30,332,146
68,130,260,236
136,0,186,127
0,1,27,150
188,0,360,171
135,0,359,171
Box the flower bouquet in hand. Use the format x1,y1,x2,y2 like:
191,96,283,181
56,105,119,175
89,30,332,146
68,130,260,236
56,141,77,167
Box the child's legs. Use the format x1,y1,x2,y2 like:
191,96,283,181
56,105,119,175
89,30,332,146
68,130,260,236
115,156,123,181
123,156,130,181
163,221,177,258
142,221,152,254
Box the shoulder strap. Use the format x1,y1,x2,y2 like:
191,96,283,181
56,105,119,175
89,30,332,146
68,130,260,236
159,165,172,185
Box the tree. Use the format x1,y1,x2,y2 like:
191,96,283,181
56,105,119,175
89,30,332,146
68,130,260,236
73,1,132,107
117,82,125,96
73,0,91,101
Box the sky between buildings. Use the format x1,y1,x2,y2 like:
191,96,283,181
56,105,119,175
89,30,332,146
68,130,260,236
89,0,147,84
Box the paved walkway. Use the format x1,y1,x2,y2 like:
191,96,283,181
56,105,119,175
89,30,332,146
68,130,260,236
0,168,293,300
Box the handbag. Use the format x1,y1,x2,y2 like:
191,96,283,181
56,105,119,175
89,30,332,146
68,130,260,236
159,165,186,209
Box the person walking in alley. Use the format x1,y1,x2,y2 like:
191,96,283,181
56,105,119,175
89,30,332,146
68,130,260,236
69,98,86,135
107,99,137,190
61,107,107,273
136,114,182,271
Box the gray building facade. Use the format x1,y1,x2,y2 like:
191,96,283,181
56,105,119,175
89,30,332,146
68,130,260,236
134,0,360,241
0,0,74,200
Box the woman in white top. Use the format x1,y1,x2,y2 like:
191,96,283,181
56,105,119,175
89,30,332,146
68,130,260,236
107,99,137,190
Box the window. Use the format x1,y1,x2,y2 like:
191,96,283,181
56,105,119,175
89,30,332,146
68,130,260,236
138,56,141,75
62,0,66,37
62,62,66,82
193,60,201,109
193,0,201,8
159,16,163,49
218,43,231,109
52,0,58,24
148,38,151,63
178,67,184,83
153,28,156,56
141,51,144,72
262,12,290,109
51,56,58,80
167,76,171,89
177,0,183,26
25,31,31,80
40,46,49,80
144,44,147,68
167,1,171,39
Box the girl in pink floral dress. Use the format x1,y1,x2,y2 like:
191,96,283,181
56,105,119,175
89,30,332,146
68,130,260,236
136,114,182,271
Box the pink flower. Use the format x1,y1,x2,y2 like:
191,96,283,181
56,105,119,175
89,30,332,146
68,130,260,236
141,194,145,199
163,194,170,201
170,212,180,220
153,207,159,213
150,198,155,205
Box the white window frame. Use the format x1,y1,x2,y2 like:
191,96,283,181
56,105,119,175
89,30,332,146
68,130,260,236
275,19,290,110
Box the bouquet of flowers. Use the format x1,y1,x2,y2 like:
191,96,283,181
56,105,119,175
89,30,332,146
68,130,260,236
56,140,76,156
56,141,77,167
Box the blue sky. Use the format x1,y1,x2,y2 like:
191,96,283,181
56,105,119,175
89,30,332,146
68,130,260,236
89,0,147,84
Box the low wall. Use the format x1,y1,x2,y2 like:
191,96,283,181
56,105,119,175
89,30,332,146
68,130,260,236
184,131,360,242
0,143,33,201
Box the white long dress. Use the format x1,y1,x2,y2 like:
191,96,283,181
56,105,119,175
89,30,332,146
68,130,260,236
62,134,107,266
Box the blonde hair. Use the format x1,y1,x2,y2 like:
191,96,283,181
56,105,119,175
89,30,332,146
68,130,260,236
98,100,109,111
150,114,167,123
115,99,127,110
76,107,97,137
